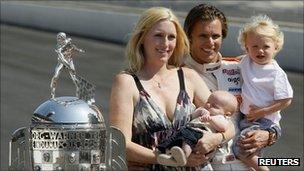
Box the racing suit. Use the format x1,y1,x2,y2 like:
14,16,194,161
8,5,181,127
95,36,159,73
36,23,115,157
185,53,248,170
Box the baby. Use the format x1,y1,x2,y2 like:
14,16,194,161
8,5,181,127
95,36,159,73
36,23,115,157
157,90,238,167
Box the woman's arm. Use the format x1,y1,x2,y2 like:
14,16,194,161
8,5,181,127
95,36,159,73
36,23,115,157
194,120,235,154
109,73,157,164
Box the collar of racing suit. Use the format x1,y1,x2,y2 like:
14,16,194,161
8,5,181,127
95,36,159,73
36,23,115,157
186,53,222,74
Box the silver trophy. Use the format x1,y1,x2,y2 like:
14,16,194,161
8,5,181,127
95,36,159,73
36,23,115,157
9,33,127,171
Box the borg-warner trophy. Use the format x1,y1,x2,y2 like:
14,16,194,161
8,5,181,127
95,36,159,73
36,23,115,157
9,33,127,171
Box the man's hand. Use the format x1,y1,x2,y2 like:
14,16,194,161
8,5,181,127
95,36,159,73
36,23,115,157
238,129,269,154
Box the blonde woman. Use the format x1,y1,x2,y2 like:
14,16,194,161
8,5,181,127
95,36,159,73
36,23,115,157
109,7,234,170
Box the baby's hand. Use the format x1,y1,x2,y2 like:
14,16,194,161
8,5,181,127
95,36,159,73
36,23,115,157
247,105,266,122
199,113,211,122
191,107,210,119
195,107,210,116
196,108,211,122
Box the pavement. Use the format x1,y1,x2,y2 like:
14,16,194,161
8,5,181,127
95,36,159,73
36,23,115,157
99,0,303,28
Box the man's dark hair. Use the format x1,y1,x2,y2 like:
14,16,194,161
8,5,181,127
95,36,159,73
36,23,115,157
184,4,228,39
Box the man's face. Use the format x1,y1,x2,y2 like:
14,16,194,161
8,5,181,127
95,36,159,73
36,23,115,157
189,19,223,64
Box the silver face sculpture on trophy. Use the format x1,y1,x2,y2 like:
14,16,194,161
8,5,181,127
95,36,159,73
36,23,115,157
9,33,127,171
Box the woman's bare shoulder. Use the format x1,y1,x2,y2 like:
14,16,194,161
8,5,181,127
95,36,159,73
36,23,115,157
113,71,134,84
112,71,137,92
111,71,140,103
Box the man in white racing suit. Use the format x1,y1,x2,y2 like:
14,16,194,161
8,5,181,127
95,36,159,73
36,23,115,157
185,54,247,170
183,4,278,170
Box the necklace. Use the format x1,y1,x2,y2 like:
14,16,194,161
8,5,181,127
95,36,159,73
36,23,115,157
144,71,166,89
157,82,161,89
152,77,162,89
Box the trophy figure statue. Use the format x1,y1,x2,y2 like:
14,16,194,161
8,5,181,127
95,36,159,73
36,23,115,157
50,32,96,105
50,32,84,99
9,32,127,171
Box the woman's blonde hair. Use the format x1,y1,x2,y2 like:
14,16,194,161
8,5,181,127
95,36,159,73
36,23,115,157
125,7,189,73
238,15,284,54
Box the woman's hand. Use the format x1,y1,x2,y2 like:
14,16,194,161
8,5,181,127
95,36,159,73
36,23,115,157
194,131,220,154
238,129,269,154
193,120,235,154
186,151,213,167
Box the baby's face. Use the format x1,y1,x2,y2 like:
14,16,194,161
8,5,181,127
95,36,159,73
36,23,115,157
245,32,277,65
204,95,226,116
